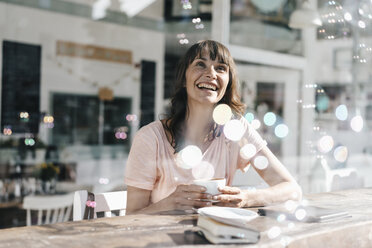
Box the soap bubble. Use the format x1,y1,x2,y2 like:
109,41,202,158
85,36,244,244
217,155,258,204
177,145,202,169
275,124,289,138
267,226,281,239
350,115,363,132
333,146,348,163
251,119,261,130
254,156,269,170
263,112,276,126
317,135,334,153
192,161,215,180
213,104,232,125
295,208,307,221
240,144,257,160
224,119,245,141
244,112,254,123
335,104,348,121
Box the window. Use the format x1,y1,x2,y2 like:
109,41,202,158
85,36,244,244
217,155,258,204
51,93,132,147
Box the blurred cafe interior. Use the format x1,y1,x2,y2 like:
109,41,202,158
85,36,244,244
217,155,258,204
0,0,372,228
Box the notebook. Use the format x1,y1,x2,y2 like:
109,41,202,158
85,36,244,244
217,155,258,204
197,207,260,244
197,206,258,227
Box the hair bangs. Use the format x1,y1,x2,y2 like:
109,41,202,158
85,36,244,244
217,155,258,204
188,40,231,66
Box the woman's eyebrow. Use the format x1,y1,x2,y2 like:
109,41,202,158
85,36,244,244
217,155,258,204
218,61,228,65
195,57,207,61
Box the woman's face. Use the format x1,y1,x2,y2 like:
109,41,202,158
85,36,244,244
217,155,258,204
185,52,229,107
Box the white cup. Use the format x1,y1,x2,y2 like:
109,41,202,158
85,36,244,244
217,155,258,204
193,178,226,195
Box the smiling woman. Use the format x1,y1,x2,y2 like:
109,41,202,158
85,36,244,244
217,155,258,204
124,40,302,214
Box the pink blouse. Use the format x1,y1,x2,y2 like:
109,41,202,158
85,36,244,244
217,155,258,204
124,118,267,203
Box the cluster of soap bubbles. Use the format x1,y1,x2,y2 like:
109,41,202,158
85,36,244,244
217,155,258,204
126,114,137,122
353,42,372,64
19,112,29,121
317,0,351,40
43,115,54,129
3,127,12,136
264,199,313,244
24,138,35,146
177,33,189,45
311,81,366,165
98,177,109,185
333,104,364,132
317,134,349,163
317,0,372,64
115,126,128,140
176,145,215,180
192,17,204,29
244,111,289,139
181,0,192,10
177,104,280,177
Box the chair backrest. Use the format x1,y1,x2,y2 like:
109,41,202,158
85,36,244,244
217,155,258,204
22,193,74,226
73,190,127,221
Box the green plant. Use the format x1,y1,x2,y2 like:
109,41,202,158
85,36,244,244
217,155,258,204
0,138,18,148
34,162,60,181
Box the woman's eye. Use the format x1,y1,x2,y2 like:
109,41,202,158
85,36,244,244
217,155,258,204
217,65,227,72
196,61,205,67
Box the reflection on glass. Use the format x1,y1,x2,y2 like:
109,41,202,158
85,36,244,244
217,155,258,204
230,0,301,55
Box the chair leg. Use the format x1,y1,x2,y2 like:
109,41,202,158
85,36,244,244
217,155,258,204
26,209,31,226
37,210,42,225
64,206,72,222
58,208,64,222
45,209,51,224
52,208,59,223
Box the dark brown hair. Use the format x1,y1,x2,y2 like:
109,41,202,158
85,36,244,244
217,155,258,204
164,40,245,152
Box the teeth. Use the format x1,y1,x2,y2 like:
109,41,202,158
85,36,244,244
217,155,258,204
197,83,216,91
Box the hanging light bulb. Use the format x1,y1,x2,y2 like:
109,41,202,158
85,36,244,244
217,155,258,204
289,0,322,29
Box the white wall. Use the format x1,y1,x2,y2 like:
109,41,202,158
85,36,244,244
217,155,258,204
314,39,353,84
0,2,165,143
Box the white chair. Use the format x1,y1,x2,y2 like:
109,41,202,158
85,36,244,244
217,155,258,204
73,190,127,221
320,158,364,192
22,193,74,226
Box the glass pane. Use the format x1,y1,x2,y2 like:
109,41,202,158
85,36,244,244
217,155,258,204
52,93,99,145
230,0,302,55
103,98,132,146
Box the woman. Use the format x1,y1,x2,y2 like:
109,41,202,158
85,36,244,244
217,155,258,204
125,40,301,214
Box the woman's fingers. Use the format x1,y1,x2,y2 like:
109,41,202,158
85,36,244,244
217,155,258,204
218,186,241,194
177,184,207,193
177,197,212,208
213,194,242,203
171,184,216,210
186,192,212,200
214,201,240,208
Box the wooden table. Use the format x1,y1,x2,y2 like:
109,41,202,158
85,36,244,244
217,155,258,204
1,188,372,247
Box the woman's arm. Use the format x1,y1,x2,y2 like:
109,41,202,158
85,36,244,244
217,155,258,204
216,146,302,207
126,185,213,215
126,186,152,214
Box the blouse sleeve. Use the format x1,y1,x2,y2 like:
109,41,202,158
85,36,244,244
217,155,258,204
124,126,158,190
236,117,267,172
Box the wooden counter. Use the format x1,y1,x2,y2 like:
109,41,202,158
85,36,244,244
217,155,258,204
1,188,372,247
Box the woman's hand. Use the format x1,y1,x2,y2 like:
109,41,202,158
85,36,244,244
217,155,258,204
213,186,249,208
160,184,213,211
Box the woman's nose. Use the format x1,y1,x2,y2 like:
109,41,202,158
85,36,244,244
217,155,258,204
205,66,217,79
